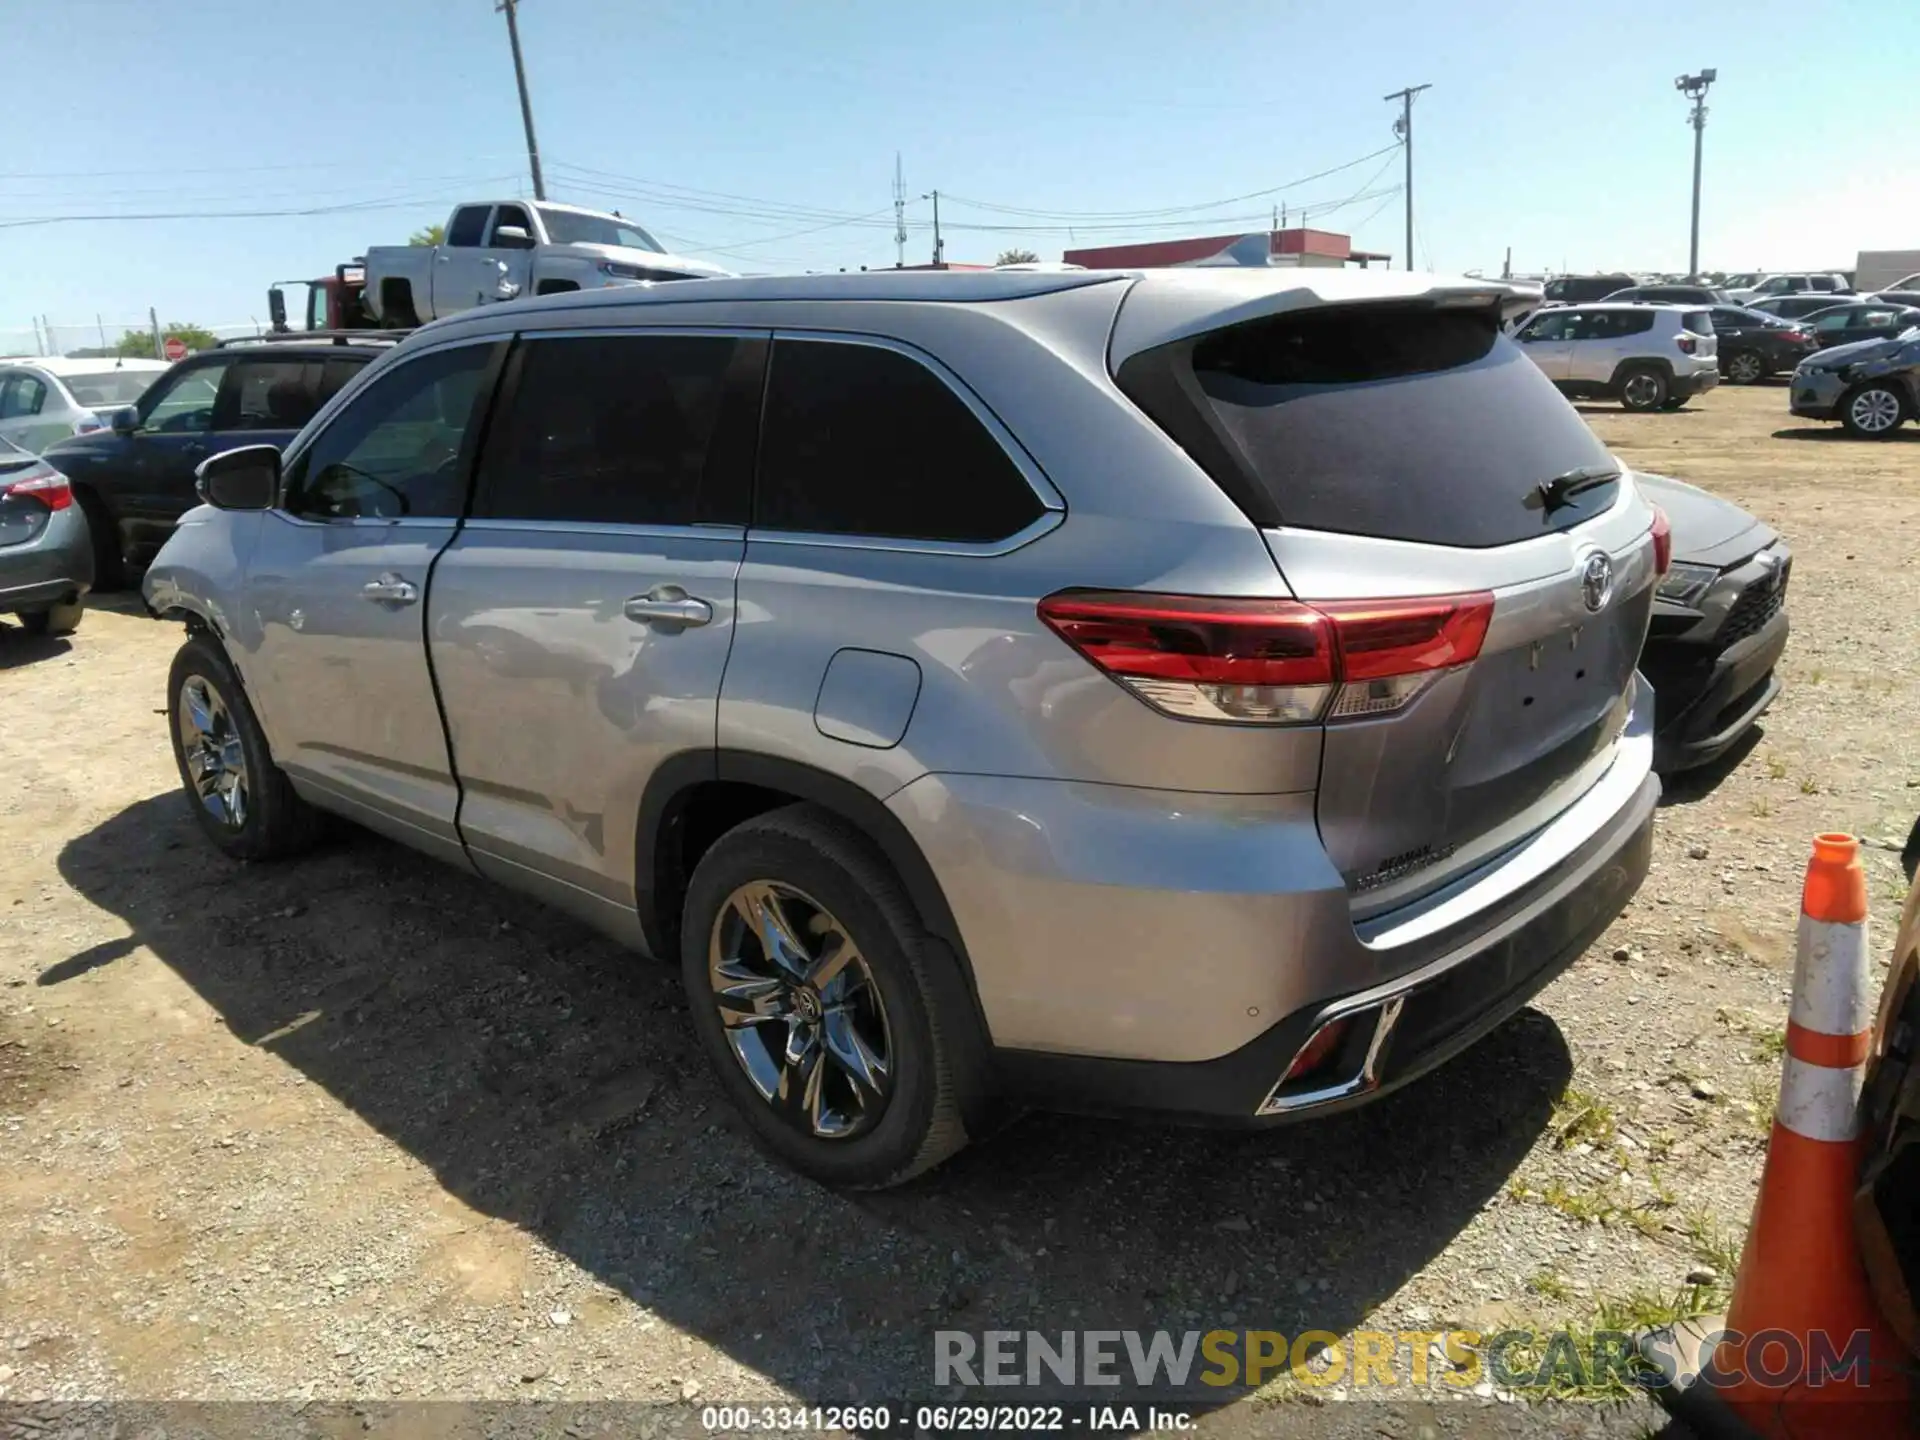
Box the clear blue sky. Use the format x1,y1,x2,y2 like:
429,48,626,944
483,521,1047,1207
5,0,1915,349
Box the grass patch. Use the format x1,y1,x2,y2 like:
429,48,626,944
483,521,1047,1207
1750,796,1773,818
1753,1027,1785,1062
1528,1270,1572,1302
1800,776,1821,795
1551,1087,1619,1150
1765,754,1789,780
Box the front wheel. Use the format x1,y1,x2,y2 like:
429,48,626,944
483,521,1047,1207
1841,384,1907,439
167,634,323,860
1724,350,1765,384
680,805,971,1188
1619,366,1670,412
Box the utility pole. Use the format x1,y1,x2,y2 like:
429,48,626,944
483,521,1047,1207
893,155,907,268
497,0,547,201
922,190,943,266
1675,69,1717,278
1383,83,1430,271
149,308,163,362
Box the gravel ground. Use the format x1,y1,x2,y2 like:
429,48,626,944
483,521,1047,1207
1,382,1916,1436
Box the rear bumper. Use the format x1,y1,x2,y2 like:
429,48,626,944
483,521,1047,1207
891,677,1659,1120
1672,368,1720,398
0,506,93,611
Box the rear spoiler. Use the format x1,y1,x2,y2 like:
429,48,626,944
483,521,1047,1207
218,330,409,348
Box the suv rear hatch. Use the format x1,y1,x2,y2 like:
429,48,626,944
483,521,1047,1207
1111,279,1658,913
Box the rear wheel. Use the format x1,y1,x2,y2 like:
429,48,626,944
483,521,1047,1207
1661,396,1691,411
379,278,420,329
1724,350,1765,384
20,601,83,636
1618,365,1669,412
680,805,971,1188
73,487,126,591
1841,384,1906,439
167,634,323,860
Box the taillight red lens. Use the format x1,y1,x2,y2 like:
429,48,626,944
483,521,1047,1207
1676,333,1697,354
1650,507,1672,575
0,469,72,511
1038,589,1493,725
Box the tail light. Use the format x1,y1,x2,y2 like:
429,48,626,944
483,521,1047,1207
1676,333,1698,354
1037,589,1494,725
1783,329,1811,343
1650,507,1672,575
0,468,72,511
73,417,105,435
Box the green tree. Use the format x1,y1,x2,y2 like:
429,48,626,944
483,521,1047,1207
996,248,1041,266
409,223,446,247
113,323,219,359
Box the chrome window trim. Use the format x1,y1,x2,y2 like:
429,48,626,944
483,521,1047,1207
460,517,746,542
748,328,1065,557
517,324,769,342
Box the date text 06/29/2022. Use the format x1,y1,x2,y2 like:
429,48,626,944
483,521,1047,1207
700,1405,1193,1433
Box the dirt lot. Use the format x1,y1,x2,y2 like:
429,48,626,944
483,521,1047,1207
2,383,1917,1432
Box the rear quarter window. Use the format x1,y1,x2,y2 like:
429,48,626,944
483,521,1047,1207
1127,304,1620,549
1682,311,1714,336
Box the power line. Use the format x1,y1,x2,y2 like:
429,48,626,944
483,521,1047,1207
0,185,522,230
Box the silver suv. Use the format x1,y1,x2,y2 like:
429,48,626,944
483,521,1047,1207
145,270,1665,1188
1514,303,1720,411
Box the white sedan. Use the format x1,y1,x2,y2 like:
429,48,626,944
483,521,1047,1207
0,357,170,453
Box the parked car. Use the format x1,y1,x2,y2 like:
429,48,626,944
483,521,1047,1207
1540,274,1639,306
1634,474,1788,773
1750,294,1860,322
0,358,170,454
1707,306,1821,383
144,268,1665,1187
1724,273,1851,304
1799,301,1920,349
1790,330,1920,438
1866,290,1920,308
1600,283,1730,306
1513,303,1719,410
362,200,729,327
0,435,91,636
43,336,390,587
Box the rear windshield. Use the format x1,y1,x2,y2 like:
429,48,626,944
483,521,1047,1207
1681,311,1713,336
61,370,155,408
1182,305,1619,548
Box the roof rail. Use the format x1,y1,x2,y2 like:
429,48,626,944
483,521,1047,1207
219,329,410,348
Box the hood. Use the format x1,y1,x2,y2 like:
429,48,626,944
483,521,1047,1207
1635,471,1773,567
39,429,125,464
1803,334,1908,369
561,241,732,280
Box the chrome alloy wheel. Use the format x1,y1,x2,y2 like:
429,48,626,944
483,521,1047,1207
1849,387,1902,434
1622,372,1663,409
708,880,892,1140
1726,351,1764,383
177,676,249,830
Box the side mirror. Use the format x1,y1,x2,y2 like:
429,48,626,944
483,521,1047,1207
195,444,280,511
110,406,139,436
493,225,533,249
267,286,289,333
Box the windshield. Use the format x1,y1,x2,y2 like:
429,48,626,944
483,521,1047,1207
536,207,662,252
61,370,157,409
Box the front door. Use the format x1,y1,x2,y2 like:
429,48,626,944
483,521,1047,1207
433,205,513,317
1516,310,1576,380
244,339,502,863
428,329,761,927
117,358,227,548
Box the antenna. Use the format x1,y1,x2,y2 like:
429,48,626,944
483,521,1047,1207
893,154,907,269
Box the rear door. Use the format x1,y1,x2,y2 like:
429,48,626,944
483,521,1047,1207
428,328,762,924
1117,298,1658,910
0,369,62,453
244,339,501,860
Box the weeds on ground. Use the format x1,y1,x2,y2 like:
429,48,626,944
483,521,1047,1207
1550,1087,1619,1150
1751,796,1773,818
1800,775,1821,795
1527,1270,1572,1302
1765,754,1789,779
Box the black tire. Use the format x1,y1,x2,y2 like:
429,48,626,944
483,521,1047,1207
1839,383,1907,439
1724,350,1766,385
166,633,323,861
1618,365,1670,412
21,601,83,636
1661,396,1691,411
73,487,126,591
534,279,580,296
680,804,971,1188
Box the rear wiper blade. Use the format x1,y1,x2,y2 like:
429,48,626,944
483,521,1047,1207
1535,463,1621,512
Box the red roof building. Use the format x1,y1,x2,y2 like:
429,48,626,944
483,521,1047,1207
1063,227,1391,270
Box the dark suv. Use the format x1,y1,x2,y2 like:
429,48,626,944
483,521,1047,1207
43,336,392,586
1541,274,1639,306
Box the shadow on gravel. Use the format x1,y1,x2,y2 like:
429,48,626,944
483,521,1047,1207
1770,426,1919,443
1656,727,1765,808
59,793,1574,1413
0,624,74,668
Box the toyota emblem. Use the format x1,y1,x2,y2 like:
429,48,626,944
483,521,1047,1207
1580,552,1615,613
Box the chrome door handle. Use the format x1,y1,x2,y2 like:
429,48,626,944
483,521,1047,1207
624,585,712,628
362,573,419,605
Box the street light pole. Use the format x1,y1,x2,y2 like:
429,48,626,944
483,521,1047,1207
1383,83,1430,271
498,0,547,201
1674,69,1717,278
922,190,943,266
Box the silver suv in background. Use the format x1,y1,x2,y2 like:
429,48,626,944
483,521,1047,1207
1514,303,1720,410
145,269,1666,1187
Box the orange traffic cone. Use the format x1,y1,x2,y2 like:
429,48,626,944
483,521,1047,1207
1645,833,1914,1439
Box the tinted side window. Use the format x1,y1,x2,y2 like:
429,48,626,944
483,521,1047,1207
316,357,366,406
284,345,491,520
140,363,223,433
756,339,1044,543
215,358,315,430
1616,310,1655,336
1680,311,1714,337
475,334,735,527
446,207,488,247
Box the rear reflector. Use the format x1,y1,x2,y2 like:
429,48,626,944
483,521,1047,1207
1650,507,1672,575
1282,1015,1354,1084
0,468,71,511
1038,589,1493,725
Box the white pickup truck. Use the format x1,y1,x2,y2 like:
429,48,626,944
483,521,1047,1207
362,200,730,326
